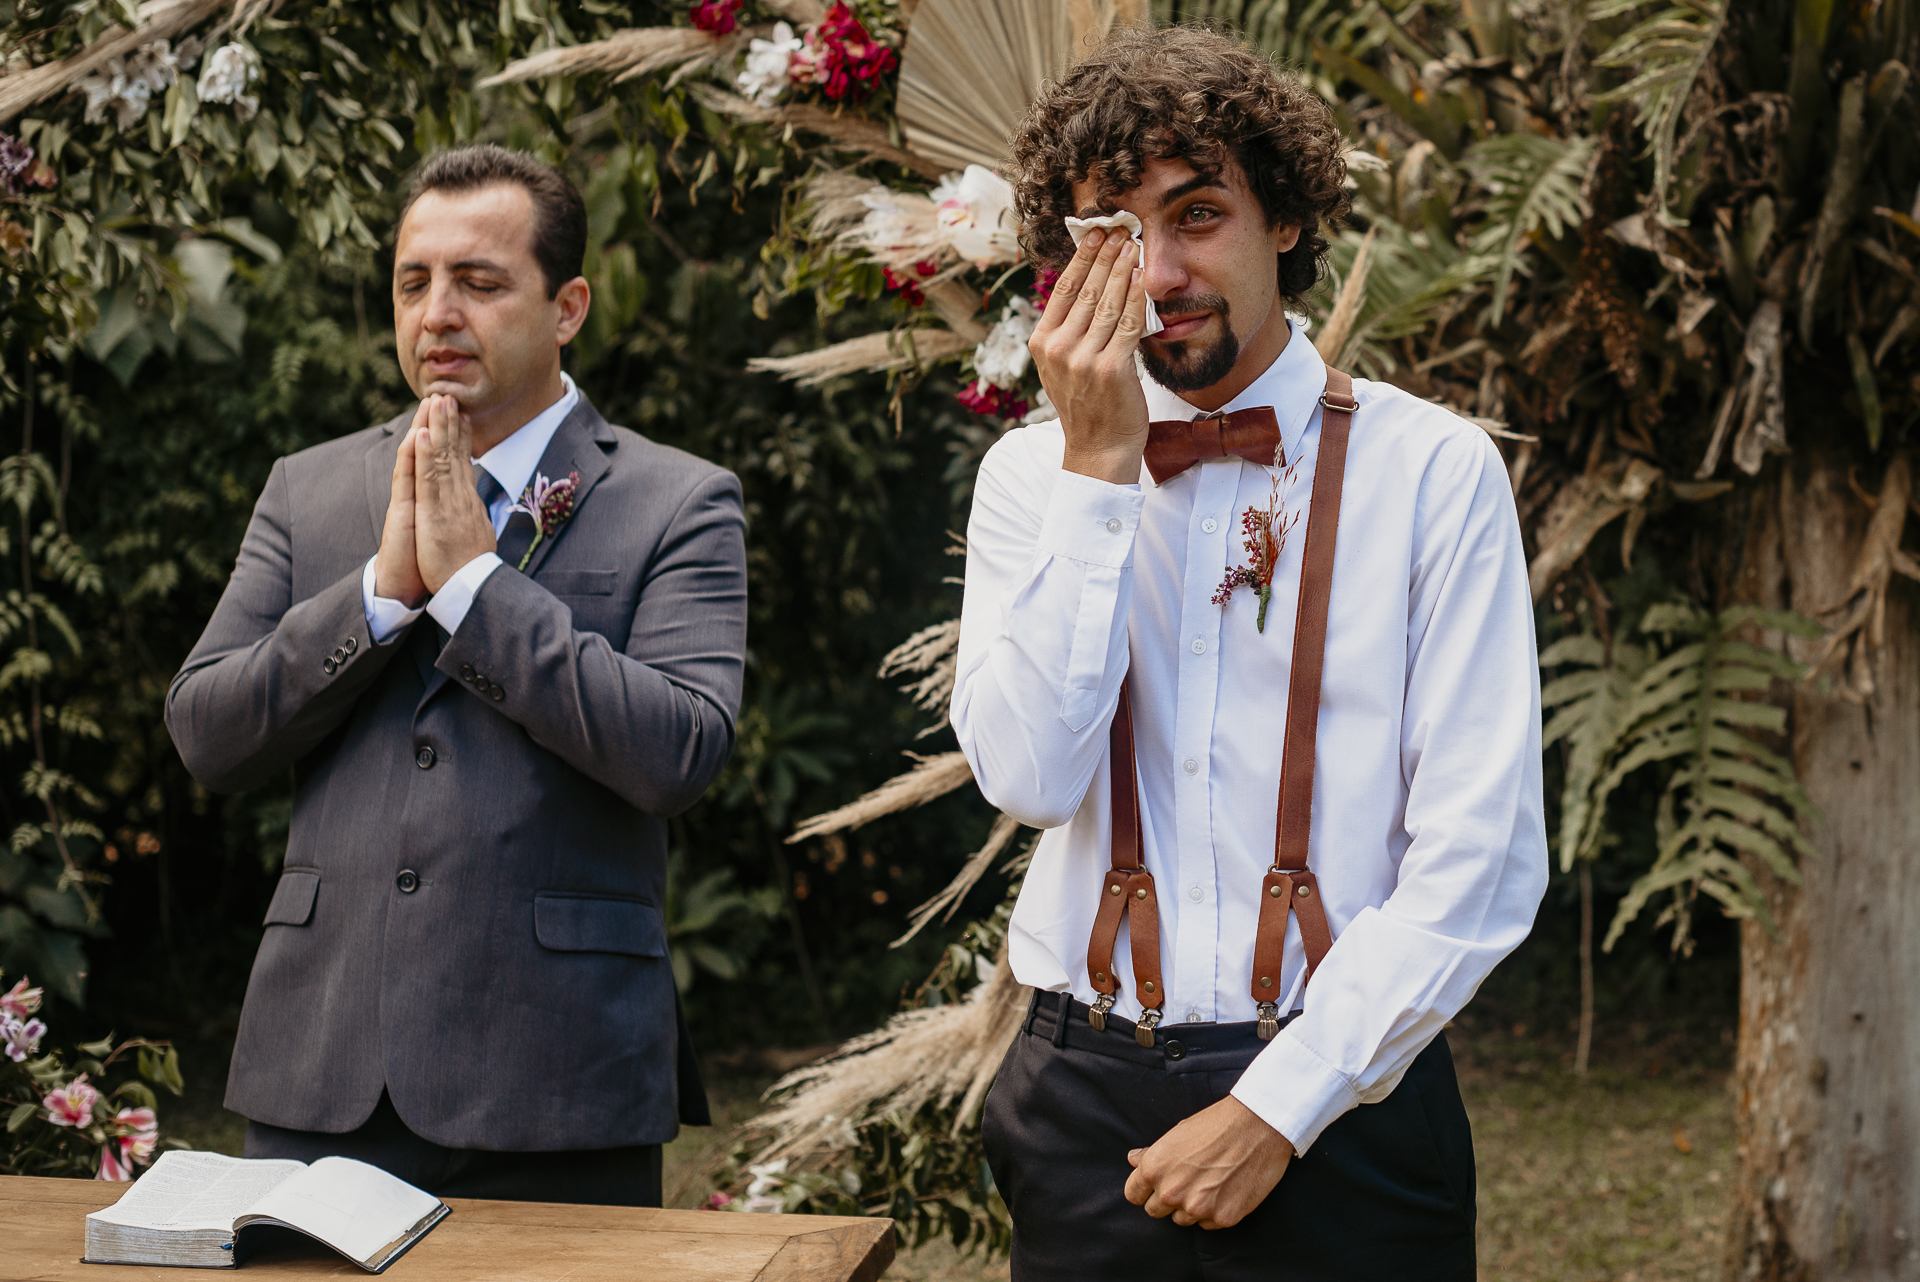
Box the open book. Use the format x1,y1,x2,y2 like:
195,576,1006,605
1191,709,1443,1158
85,1149,450,1272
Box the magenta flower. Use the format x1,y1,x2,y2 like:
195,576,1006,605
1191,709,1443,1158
2,1015,46,1062
113,1107,159,1165
788,2,897,102
689,0,741,34
508,470,581,572
97,1143,133,1181
44,1074,101,1128
2,975,42,1019
957,379,1028,420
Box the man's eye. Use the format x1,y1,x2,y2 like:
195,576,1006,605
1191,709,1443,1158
466,282,502,293
399,281,426,294
1182,206,1220,225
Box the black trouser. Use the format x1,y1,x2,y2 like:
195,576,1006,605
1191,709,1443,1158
244,1090,663,1206
983,991,1476,1281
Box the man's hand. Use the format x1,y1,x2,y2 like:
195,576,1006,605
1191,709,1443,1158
1123,1095,1294,1230
373,403,430,608
1029,229,1152,485
412,393,498,594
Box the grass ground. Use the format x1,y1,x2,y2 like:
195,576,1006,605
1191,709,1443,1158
157,1011,1733,1281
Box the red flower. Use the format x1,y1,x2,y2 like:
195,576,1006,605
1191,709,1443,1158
690,0,742,34
883,260,936,307
790,2,897,102
1032,267,1062,309
957,380,1028,420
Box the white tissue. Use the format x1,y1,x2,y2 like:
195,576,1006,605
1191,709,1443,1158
1062,213,1164,335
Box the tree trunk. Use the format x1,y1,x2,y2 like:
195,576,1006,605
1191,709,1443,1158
1725,455,1920,1280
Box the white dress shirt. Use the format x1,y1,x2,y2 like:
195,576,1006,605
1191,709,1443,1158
362,374,580,642
952,327,1547,1154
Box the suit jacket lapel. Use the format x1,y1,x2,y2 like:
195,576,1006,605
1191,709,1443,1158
517,397,615,579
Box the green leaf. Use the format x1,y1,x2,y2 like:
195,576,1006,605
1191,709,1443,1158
1463,133,1593,324
1848,329,1883,449
8,1102,36,1132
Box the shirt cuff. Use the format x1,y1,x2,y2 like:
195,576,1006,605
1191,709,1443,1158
362,557,425,644
425,553,504,637
1036,468,1144,569
1229,1029,1360,1157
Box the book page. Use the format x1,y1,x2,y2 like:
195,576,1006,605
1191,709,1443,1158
87,1150,307,1232
239,1155,445,1269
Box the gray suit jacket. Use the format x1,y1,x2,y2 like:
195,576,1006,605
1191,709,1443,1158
166,395,746,1150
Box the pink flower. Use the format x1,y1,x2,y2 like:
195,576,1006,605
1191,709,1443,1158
702,1191,734,1210
97,1144,133,1181
2,976,42,1020
114,1107,159,1165
690,0,741,34
3,1015,46,1061
789,3,896,101
957,379,1028,420
508,471,582,573
44,1074,101,1128
1032,267,1062,309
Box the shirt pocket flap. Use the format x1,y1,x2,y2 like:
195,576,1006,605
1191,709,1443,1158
263,869,320,927
534,893,668,957
541,569,617,597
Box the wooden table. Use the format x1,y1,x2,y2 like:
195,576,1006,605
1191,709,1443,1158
5,1176,895,1281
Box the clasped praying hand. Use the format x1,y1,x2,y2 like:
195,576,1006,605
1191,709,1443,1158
372,394,501,608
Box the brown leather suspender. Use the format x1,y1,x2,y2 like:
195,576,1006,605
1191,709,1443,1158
1089,368,1358,1045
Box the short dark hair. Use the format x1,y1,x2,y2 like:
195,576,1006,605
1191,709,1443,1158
1008,27,1349,308
401,144,586,299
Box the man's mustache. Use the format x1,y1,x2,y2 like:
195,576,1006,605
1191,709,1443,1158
415,341,481,361
1153,293,1231,321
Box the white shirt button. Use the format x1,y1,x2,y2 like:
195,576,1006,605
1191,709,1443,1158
1201,518,1218,534
1105,518,1122,534
1183,758,1198,775
1191,638,1206,654
1188,885,1204,903
1187,1010,1203,1023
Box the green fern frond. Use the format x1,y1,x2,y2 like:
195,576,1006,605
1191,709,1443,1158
1541,603,1822,955
1318,223,1500,372
1590,0,1729,220
1464,132,1593,324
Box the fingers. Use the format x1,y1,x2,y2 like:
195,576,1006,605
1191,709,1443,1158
1082,240,1140,351
1063,233,1130,340
1122,1164,1152,1208
1034,230,1107,334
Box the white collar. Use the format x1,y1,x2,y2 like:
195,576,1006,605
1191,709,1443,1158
475,373,580,503
1140,320,1328,478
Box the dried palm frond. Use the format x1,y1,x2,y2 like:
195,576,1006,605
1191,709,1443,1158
746,948,1030,1161
921,278,988,341
1529,455,1664,602
478,27,742,88
801,170,887,243
1807,456,1920,702
786,750,975,843
1313,225,1374,366
747,327,973,387
691,84,948,180
893,813,1020,947
763,0,826,21
896,0,1083,174
0,0,234,124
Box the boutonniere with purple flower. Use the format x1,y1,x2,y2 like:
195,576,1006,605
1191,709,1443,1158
508,470,580,572
1211,458,1301,632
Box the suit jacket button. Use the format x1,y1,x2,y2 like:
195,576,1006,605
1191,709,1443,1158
396,870,419,894
415,746,436,769
344,637,358,655
490,685,505,701
323,657,337,675
460,664,475,681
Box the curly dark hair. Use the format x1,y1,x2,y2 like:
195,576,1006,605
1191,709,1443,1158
1008,26,1349,308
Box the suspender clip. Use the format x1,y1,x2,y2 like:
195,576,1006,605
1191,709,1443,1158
1088,992,1115,1033
1133,1008,1162,1049
1256,1002,1280,1041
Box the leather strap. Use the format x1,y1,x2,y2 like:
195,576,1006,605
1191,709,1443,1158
1254,368,1356,999
1088,685,1164,1015
1087,367,1356,1034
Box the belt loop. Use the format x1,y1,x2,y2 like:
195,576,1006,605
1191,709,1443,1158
1052,993,1072,1047
1023,989,1040,1038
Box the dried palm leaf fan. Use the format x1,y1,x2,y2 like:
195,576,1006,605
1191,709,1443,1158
895,0,1147,174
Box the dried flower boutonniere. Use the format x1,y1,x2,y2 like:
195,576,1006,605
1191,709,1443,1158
1210,458,1301,632
508,470,580,572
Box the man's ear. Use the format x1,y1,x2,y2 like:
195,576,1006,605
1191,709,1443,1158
1271,223,1303,254
554,276,591,346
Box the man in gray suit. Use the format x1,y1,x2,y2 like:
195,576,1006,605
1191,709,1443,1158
166,145,747,1205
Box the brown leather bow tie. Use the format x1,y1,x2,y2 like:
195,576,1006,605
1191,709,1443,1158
1143,406,1283,484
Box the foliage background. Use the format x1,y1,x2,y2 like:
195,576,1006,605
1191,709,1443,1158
1,0,1754,1168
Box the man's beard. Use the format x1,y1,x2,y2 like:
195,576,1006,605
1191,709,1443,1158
1140,293,1238,393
